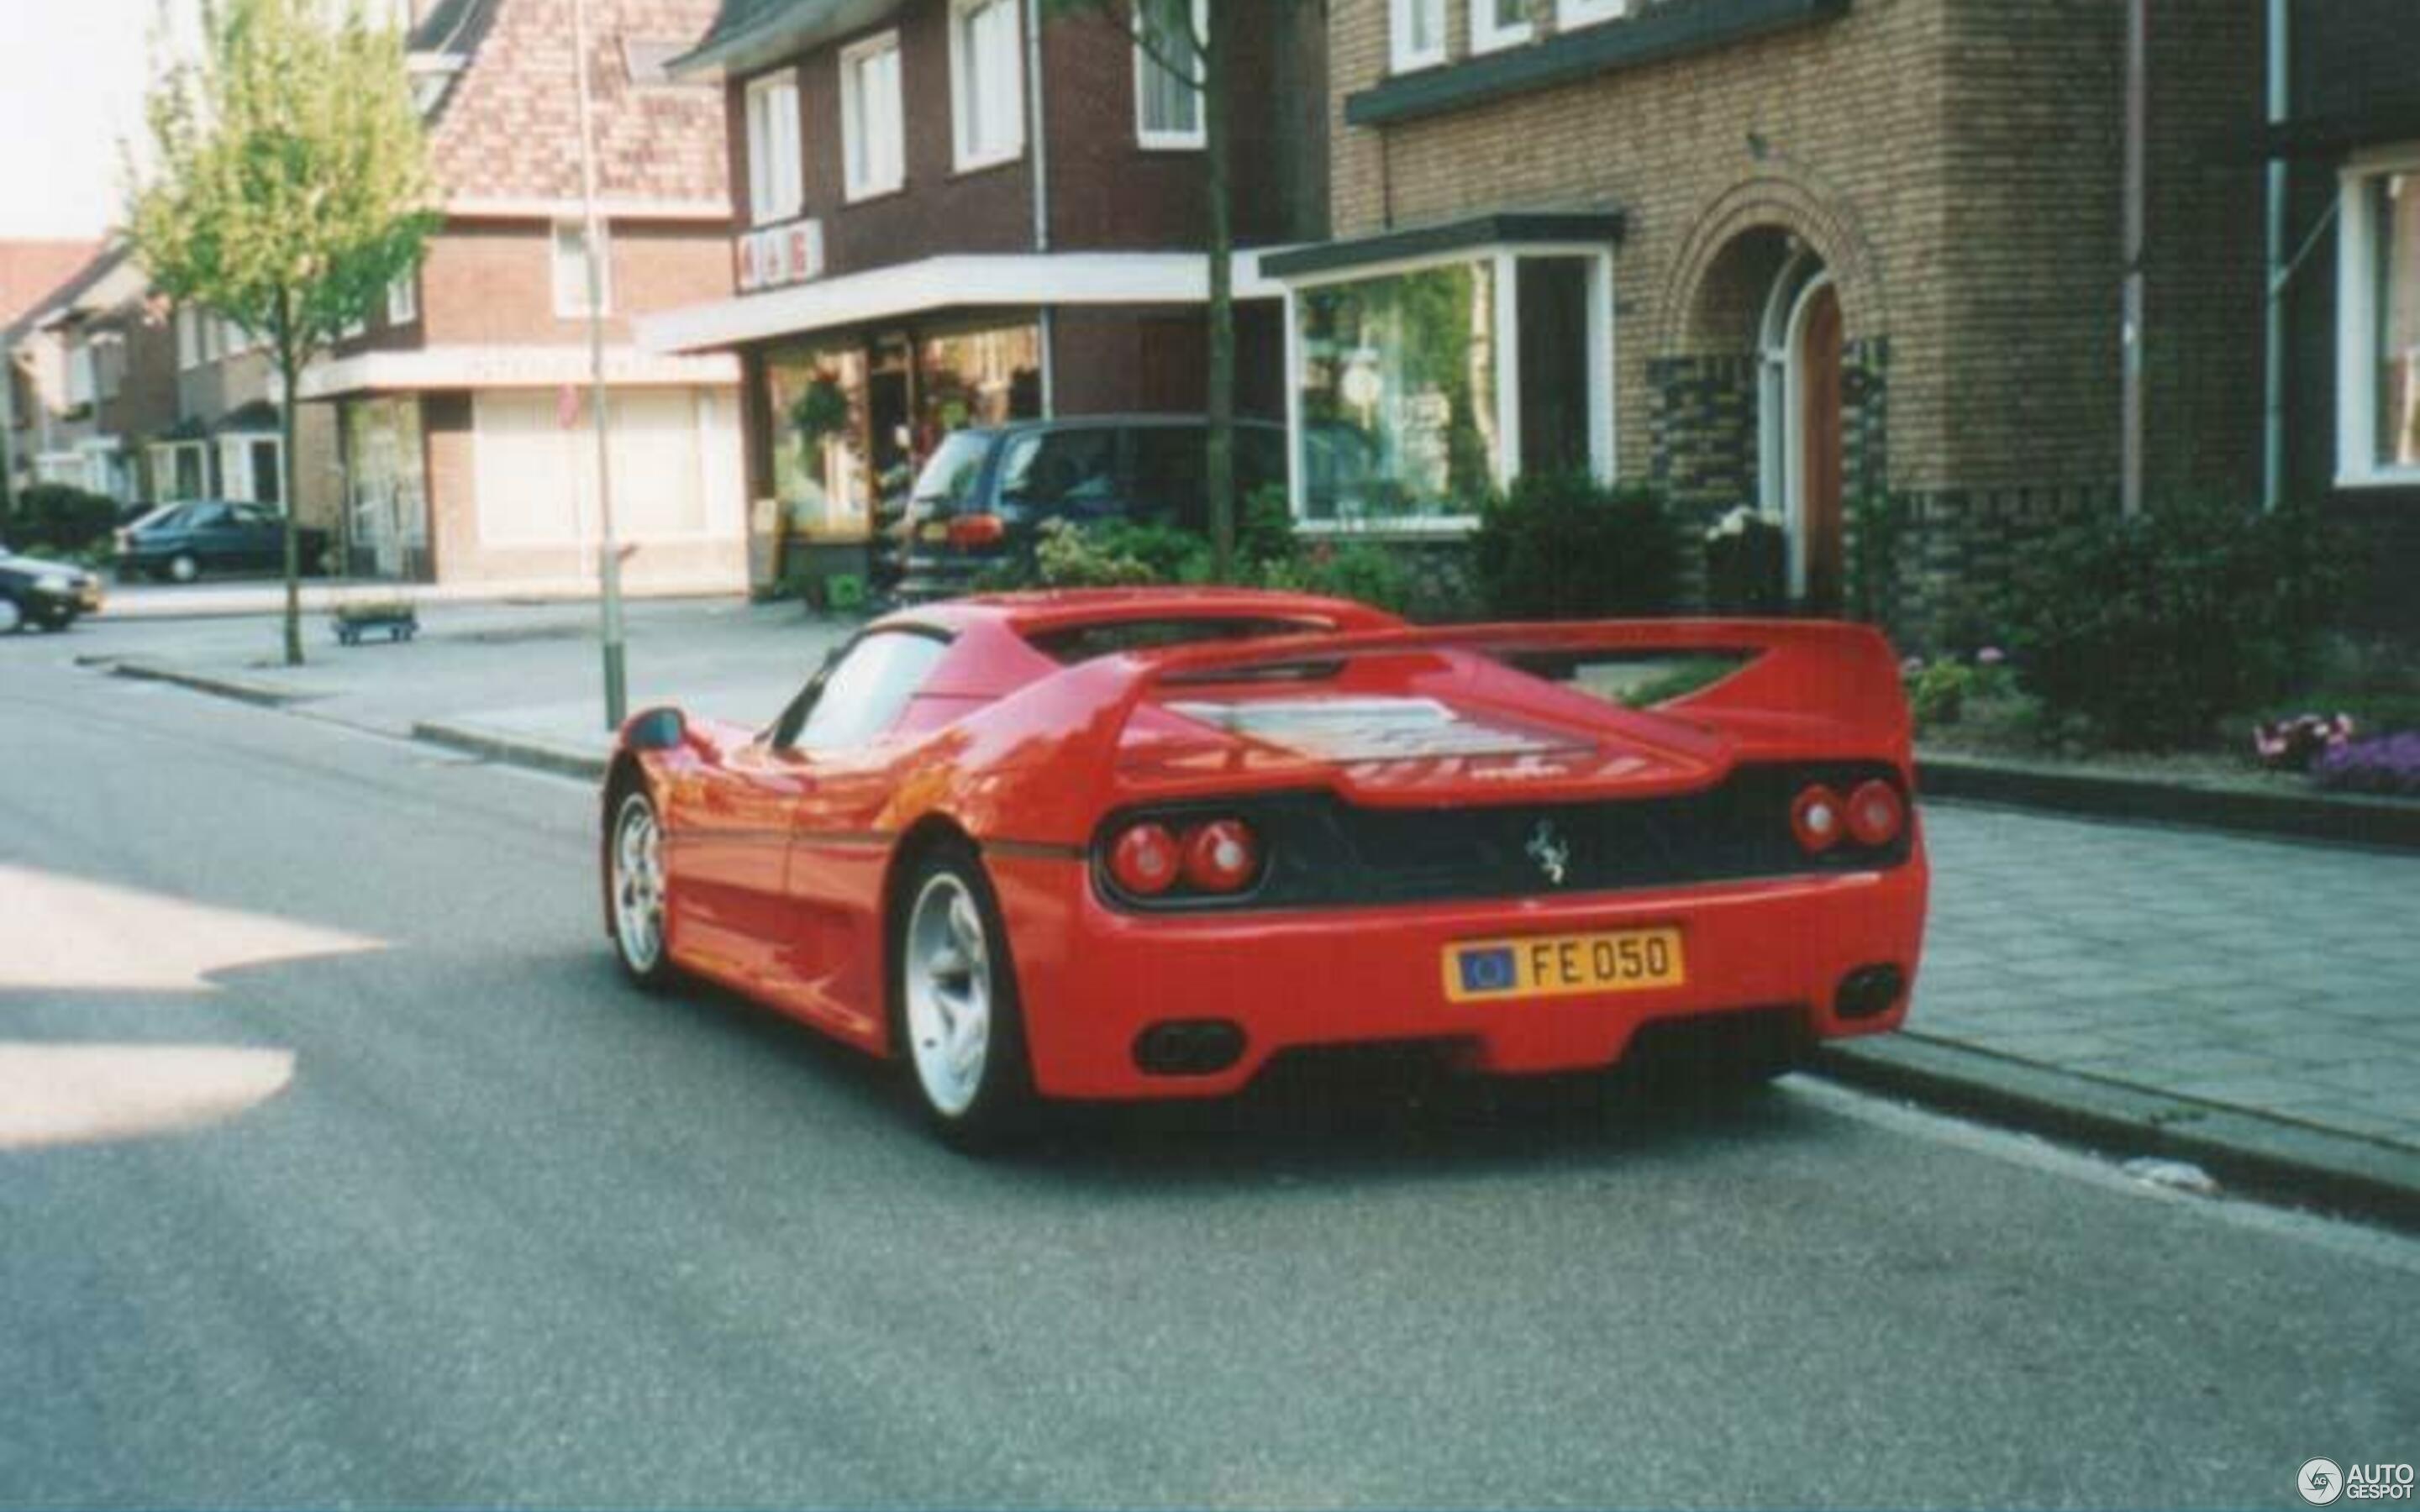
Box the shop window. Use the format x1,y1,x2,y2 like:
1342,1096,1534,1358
766,346,872,533
1134,0,1204,149
840,31,905,201
915,323,1041,453
1290,251,1608,525
2343,165,2420,483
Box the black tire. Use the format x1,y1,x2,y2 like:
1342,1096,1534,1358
0,595,24,634
891,842,1034,1151
606,786,676,989
167,553,200,585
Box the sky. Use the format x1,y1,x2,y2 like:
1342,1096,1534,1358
0,0,203,240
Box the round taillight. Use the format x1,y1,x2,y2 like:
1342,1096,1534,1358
1107,822,1181,896
1181,819,1260,894
1846,780,1906,848
1790,785,1845,854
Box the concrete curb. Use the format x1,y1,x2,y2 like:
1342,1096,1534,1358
411,719,608,782
92,582,750,624
1815,1034,2420,1233
1918,753,2420,852
110,659,321,709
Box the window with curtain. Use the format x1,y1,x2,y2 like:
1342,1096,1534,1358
745,70,802,224
1134,0,1203,148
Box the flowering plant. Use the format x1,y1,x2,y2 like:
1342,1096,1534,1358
2252,712,2356,772
2311,731,2420,796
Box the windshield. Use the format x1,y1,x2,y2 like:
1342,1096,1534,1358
908,432,992,514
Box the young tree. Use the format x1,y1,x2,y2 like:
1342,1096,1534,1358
127,0,436,664
1050,0,1268,580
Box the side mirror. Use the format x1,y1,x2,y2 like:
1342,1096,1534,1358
623,706,688,752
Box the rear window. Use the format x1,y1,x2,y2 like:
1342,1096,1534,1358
909,432,993,514
1023,617,1334,665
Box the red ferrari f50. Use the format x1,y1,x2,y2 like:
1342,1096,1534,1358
602,589,1928,1144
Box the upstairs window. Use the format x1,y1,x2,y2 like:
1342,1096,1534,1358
745,69,803,225
176,307,200,370
1134,0,1205,150
1472,0,1532,53
1555,0,1626,28
950,0,1024,172
1391,0,1445,71
388,270,418,327
840,31,906,200
553,219,611,318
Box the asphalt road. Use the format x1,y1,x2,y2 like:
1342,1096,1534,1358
3,644,2415,1509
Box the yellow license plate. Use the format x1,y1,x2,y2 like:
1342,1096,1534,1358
1443,928,1686,1003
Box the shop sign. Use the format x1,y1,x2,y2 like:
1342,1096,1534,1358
737,219,826,294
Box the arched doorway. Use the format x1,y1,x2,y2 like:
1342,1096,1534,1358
1760,250,1844,609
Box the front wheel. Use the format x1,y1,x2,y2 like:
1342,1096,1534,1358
0,596,22,633
895,846,1032,1148
167,553,200,585
608,788,675,987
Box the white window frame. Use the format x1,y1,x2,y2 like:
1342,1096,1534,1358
1133,0,1207,150
553,219,612,318
149,440,209,501
1281,244,1617,534
949,0,1026,173
839,30,906,202
176,307,201,370
2337,147,2420,488
745,69,804,226
388,270,418,326
1555,0,1626,29
1390,0,1447,73
1471,0,1533,55
66,342,96,407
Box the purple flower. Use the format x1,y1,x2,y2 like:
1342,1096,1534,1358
2312,731,2420,796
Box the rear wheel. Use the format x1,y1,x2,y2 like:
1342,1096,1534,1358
167,553,200,585
895,845,1032,1149
0,596,22,633
608,788,674,987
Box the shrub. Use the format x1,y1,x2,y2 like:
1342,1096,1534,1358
2251,713,2356,772
1237,485,1297,571
1907,661,1975,728
2312,732,2420,797
1994,496,2342,750
7,483,119,554
1470,473,1679,622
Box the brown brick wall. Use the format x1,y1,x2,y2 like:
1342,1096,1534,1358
1320,0,2263,642
723,0,1322,283
409,220,734,349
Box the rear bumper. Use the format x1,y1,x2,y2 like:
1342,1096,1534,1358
984,843,1929,1100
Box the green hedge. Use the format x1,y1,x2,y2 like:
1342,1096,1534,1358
1995,496,2342,750
1470,473,1679,622
6,483,119,555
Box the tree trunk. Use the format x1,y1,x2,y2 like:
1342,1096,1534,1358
277,323,303,667
1202,0,1235,581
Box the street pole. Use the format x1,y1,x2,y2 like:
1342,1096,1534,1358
572,0,627,729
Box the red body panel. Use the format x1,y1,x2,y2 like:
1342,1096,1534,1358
607,589,1929,1098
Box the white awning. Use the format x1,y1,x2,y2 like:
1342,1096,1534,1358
637,250,1290,355
297,346,741,401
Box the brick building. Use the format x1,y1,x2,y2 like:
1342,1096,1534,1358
2263,0,2420,633
639,0,1328,549
1266,0,2271,638
5,246,190,510
297,0,745,587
